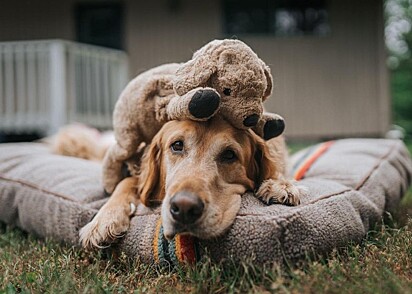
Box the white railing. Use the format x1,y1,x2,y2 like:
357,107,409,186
0,40,129,135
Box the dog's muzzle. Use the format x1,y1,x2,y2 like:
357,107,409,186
170,191,204,225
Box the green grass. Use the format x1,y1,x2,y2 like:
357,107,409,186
1,199,412,293
0,144,411,293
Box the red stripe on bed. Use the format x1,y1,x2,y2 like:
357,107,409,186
176,234,197,264
294,141,335,180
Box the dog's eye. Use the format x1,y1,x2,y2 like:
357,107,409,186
223,88,231,96
171,140,184,153
220,149,237,163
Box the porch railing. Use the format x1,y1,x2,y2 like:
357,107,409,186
0,39,129,135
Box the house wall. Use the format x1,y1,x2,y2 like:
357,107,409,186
0,0,390,139
0,0,74,41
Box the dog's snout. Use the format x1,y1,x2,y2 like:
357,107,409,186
170,192,204,224
243,114,259,127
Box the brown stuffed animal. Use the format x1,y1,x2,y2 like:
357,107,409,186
103,39,285,193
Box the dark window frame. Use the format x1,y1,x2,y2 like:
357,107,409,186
74,2,124,50
222,0,330,37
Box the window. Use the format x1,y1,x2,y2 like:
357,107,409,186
75,3,124,50
223,0,330,37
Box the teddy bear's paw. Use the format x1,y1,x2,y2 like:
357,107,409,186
263,116,285,140
188,88,221,119
79,205,131,249
256,179,306,206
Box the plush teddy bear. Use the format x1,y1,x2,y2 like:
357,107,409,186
103,39,285,193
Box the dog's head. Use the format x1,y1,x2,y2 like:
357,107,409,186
138,117,279,240
173,39,273,130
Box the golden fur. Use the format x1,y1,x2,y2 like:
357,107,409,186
50,124,113,161
53,118,304,249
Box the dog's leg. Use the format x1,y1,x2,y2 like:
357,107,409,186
256,177,306,206
166,87,221,121
79,177,140,249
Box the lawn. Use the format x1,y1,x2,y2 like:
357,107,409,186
1,142,411,293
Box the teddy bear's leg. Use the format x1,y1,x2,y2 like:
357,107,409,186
166,87,221,121
253,112,285,140
102,87,154,193
102,143,136,194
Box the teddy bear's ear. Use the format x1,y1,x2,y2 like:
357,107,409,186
218,49,237,65
173,44,218,96
261,61,273,101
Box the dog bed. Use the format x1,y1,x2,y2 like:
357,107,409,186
0,139,411,266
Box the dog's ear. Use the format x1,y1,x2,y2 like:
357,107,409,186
138,133,165,207
260,60,273,101
247,134,278,188
173,42,218,96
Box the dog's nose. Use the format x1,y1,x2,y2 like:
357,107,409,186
243,114,259,127
170,192,204,224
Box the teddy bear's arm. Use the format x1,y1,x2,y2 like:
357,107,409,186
165,87,221,121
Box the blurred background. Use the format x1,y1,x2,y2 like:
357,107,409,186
0,0,410,144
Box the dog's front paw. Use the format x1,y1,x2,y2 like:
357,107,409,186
79,204,135,249
188,88,221,119
256,179,306,206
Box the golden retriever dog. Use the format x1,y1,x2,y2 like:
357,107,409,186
52,118,305,249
